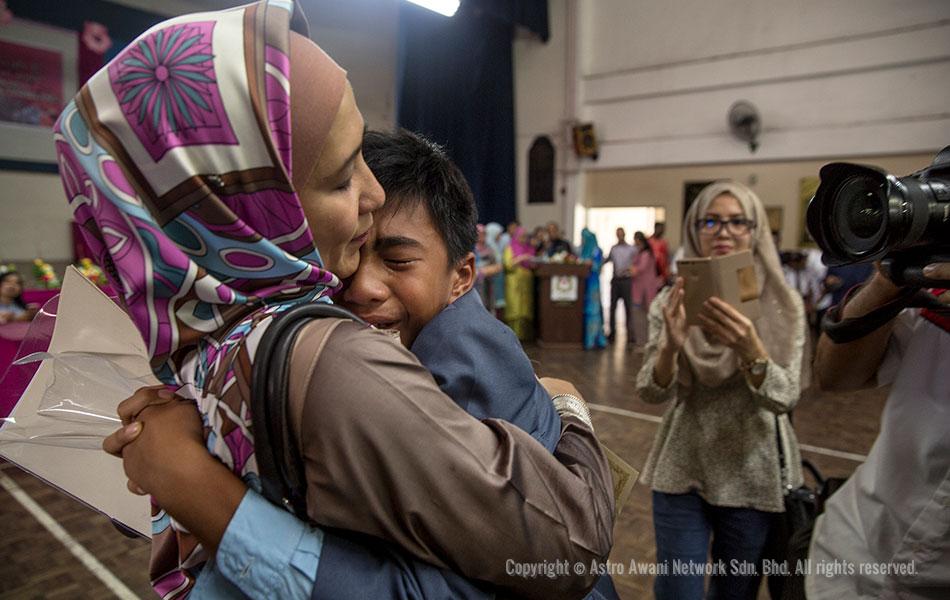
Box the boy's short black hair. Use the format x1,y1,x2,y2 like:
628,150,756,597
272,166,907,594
362,129,477,266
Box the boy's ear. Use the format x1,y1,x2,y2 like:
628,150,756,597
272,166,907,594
449,251,476,302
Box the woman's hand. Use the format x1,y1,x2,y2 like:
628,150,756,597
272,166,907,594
481,263,503,278
698,296,768,363
102,386,206,498
661,278,687,353
652,279,687,388
102,386,245,552
539,376,583,400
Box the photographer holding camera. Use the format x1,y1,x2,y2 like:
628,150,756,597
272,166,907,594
806,149,950,599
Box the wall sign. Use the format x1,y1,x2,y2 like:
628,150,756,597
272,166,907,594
0,19,78,166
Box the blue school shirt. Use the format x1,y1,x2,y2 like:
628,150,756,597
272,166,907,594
409,288,560,452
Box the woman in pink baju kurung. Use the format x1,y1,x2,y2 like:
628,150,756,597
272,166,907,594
630,231,664,346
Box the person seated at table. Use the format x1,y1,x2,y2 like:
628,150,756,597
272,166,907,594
0,272,37,324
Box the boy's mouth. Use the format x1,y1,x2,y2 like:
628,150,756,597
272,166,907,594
360,315,401,332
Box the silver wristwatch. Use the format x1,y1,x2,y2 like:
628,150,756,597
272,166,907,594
740,356,769,376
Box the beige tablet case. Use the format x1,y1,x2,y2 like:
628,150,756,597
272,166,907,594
676,250,761,326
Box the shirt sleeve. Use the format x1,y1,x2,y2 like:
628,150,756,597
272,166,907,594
876,309,917,387
744,295,806,414
290,321,614,600
205,488,493,600
211,489,324,599
636,288,679,404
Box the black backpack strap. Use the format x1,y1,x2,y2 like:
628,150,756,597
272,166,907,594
251,302,364,518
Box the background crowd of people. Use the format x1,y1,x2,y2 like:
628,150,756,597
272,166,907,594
472,218,673,351
469,204,878,363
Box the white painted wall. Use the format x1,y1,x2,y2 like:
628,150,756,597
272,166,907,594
307,0,398,130
577,0,950,169
511,0,950,243
0,171,73,261
513,0,575,231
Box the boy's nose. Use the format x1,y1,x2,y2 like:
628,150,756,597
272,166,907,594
342,264,389,307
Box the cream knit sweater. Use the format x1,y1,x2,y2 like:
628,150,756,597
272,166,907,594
636,286,806,512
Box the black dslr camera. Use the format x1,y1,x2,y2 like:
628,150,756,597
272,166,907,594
806,146,950,287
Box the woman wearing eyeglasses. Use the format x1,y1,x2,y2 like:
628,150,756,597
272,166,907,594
635,181,806,600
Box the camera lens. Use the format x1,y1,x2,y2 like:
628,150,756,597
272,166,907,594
809,152,950,275
838,176,885,239
829,174,887,256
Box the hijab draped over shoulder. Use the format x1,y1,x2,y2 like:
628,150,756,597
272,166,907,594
677,181,804,388
54,1,346,595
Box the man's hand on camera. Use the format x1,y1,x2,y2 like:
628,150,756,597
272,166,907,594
922,262,950,287
866,260,950,307
816,259,950,391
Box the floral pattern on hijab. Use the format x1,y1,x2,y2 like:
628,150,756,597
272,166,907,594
54,1,346,596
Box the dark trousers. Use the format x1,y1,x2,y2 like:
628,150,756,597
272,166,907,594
609,277,634,342
652,491,773,600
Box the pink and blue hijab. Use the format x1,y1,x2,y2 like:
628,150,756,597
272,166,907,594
54,1,346,595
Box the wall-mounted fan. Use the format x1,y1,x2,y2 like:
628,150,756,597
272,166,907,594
728,101,761,153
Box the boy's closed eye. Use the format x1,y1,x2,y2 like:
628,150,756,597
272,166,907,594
381,254,420,269
375,236,425,270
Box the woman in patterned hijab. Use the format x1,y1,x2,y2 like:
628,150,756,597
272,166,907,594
56,1,383,594
62,2,615,598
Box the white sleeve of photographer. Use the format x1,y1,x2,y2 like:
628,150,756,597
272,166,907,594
876,309,918,387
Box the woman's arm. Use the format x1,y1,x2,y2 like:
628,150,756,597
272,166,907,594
502,246,515,273
590,249,604,275
102,396,245,554
743,302,805,414
290,322,613,599
637,285,682,402
105,328,614,599
479,262,502,278
106,413,492,600
698,295,806,413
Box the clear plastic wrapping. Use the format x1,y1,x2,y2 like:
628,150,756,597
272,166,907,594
1,350,155,449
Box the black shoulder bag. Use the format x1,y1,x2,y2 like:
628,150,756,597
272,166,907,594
250,302,364,520
765,415,846,600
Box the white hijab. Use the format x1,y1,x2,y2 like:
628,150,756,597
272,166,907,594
678,181,804,388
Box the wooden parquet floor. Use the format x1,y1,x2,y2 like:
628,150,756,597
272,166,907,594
0,336,886,599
